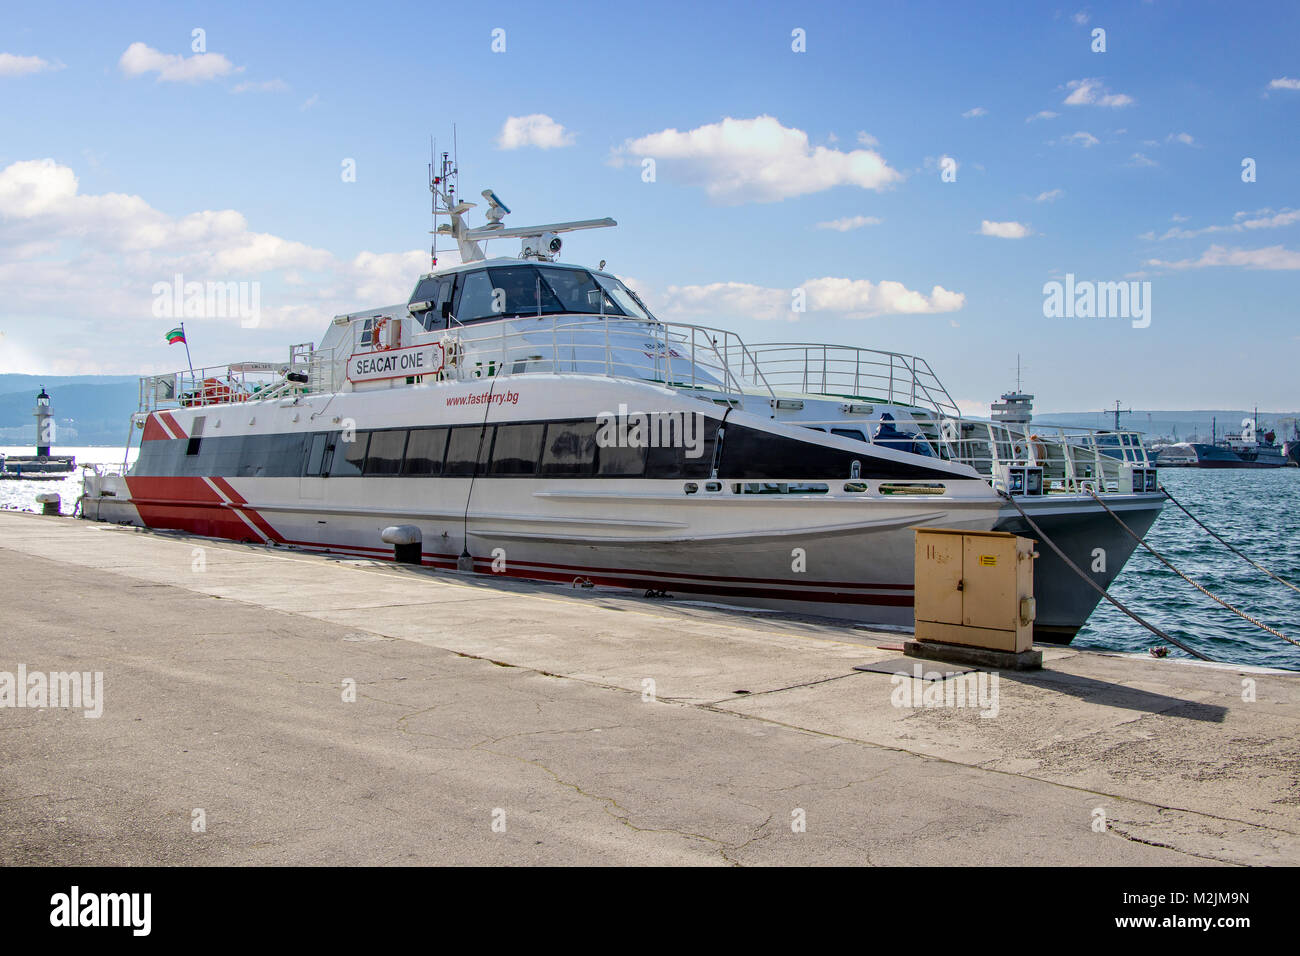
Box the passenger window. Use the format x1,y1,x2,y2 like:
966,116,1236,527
364,430,408,475
331,431,369,476
402,428,449,475
304,433,328,476
596,443,646,477
540,421,598,476
489,423,546,475
444,426,490,476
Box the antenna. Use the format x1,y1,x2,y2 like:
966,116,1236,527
429,138,461,268
436,135,441,269
1107,400,1132,431
1012,354,1026,392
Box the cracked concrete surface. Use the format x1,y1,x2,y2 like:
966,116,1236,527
1,511,1296,865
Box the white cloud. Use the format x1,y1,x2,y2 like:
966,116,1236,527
1026,110,1059,122
856,131,880,147
652,276,963,321
118,42,238,83
1144,208,1300,240
1268,77,1300,90
0,53,60,77
1171,213,1189,222
980,220,1031,239
232,78,289,94
300,94,319,111
1130,152,1158,167
1034,189,1064,202
613,115,903,204
0,158,437,371
962,107,987,118
1145,245,1300,270
1072,11,1091,25
815,215,882,232
1059,131,1100,147
497,114,575,150
1064,78,1134,107
1167,132,1195,145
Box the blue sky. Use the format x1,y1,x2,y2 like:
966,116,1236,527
1,0,1297,412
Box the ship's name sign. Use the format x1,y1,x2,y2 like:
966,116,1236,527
349,343,445,382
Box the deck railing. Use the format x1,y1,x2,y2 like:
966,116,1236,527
727,343,962,418
800,416,1151,491
453,318,778,403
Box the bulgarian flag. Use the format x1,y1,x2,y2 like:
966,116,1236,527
165,326,186,345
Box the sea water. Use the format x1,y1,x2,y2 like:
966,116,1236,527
0,446,137,513
1077,468,1300,670
3,448,1296,669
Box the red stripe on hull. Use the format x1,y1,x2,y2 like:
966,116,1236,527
207,476,287,543
159,411,186,439
141,415,170,443
125,476,264,542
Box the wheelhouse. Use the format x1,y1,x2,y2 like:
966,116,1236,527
407,262,655,331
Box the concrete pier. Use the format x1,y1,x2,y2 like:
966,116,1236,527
1,510,1297,866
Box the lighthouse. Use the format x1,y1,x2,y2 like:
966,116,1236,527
0,387,74,479
34,387,54,457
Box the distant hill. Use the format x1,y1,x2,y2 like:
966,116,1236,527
1033,410,1300,442
0,374,137,396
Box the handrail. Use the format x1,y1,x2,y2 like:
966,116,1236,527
795,415,1151,491
727,341,961,418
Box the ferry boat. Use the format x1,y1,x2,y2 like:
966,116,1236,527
81,162,1165,644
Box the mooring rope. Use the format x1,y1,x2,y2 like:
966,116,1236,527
1084,488,1300,649
1160,484,1300,595
996,490,1213,661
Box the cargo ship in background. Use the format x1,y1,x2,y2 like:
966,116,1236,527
1283,420,1300,466
1152,413,1287,469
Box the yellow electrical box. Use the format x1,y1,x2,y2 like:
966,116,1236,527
914,528,1037,652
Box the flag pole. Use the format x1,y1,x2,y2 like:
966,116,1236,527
181,321,195,376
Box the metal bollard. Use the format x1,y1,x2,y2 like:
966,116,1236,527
381,525,422,565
